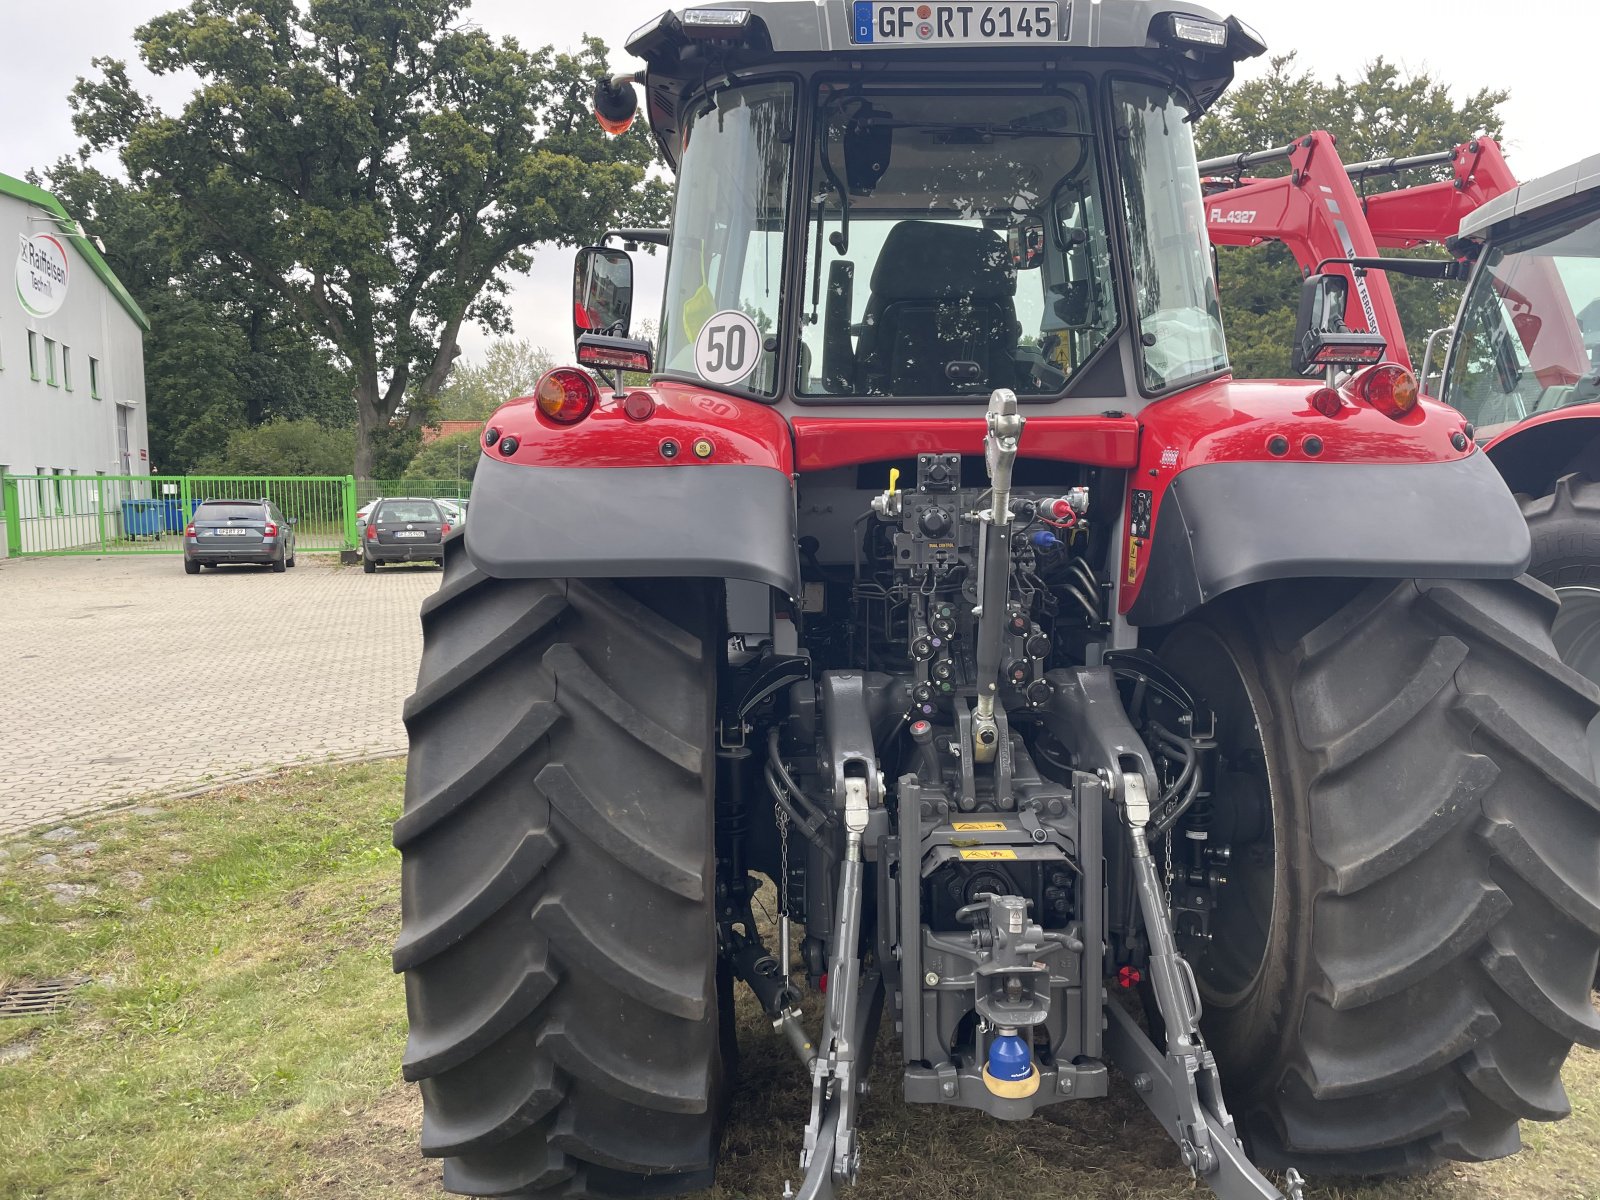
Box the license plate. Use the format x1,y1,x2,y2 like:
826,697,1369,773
851,2,1060,44
212,529,252,537
394,530,426,539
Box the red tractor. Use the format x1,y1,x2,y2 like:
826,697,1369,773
1203,137,1600,752
392,7,1600,1200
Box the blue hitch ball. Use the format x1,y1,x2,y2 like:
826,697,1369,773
988,1031,1032,1082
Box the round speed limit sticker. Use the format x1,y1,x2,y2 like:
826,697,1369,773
693,309,762,386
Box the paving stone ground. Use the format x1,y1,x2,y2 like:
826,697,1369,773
0,553,438,836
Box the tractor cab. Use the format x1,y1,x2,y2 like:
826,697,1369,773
584,2,1265,414
1442,160,1600,448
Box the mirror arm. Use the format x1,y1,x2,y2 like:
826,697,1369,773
1312,255,1465,281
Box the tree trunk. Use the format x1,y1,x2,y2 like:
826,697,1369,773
354,373,385,480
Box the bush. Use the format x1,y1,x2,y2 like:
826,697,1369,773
195,420,356,477
403,430,482,483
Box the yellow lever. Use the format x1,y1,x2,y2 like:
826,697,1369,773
889,467,900,497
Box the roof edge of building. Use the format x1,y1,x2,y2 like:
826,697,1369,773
1,171,151,333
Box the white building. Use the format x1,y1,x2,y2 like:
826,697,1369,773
0,171,150,557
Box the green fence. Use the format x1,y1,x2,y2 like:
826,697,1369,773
354,478,473,506
0,472,359,557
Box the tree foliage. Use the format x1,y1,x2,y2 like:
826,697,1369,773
196,419,357,476
73,0,666,476
41,160,351,473
404,429,484,482
1196,55,1509,378
432,338,555,422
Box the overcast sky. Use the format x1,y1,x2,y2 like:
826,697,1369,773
1,1,1585,364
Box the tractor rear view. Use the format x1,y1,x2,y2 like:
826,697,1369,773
392,6,1600,1199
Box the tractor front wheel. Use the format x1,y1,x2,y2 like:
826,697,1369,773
393,538,726,1197
1159,576,1600,1175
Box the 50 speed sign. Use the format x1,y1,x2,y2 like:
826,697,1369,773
693,309,762,387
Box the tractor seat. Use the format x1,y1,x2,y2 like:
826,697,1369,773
856,221,1021,396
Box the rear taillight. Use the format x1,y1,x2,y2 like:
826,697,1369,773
184,524,195,537
263,522,278,537
441,523,451,537
365,525,377,540
535,367,599,425
1358,364,1419,420
1309,386,1344,418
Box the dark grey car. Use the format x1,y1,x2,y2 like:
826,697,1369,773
363,498,448,572
183,499,296,573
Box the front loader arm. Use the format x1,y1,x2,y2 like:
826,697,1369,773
1203,131,1409,368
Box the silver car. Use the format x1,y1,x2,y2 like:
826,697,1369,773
184,499,297,573
362,497,449,572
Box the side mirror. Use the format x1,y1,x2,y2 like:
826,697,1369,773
1291,273,1387,376
572,247,634,348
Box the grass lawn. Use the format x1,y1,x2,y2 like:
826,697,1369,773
0,761,1596,1199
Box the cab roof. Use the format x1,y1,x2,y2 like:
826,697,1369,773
628,2,1265,169
1452,151,1600,247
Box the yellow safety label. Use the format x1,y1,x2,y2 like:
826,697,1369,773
959,848,1018,861
952,821,1007,831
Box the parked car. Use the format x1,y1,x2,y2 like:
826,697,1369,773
183,499,296,574
363,497,449,572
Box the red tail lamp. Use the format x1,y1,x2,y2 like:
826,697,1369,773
1358,364,1420,420
440,523,451,538
623,392,656,421
184,524,196,537
535,368,599,425
366,524,377,541
1309,386,1344,418
264,522,278,537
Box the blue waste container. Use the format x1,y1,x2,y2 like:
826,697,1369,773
121,499,163,538
162,498,184,532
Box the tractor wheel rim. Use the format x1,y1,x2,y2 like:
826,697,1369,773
1551,585,1600,771
1157,624,1278,1007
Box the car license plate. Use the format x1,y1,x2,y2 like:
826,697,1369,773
394,530,426,539
851,2,1060,44
213,529,251,536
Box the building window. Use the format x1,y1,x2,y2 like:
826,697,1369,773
44,338,58,387
89,356,101,398
28,332,39,381
35,470,48,517
62,346,72,391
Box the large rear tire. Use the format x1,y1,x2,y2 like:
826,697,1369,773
1159,576,1600,1176
394,536,726,1197
1522,474,1600,756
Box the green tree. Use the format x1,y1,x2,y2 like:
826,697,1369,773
433,338,555,422
1196,54,1508,378
405,430,483,482
196,419,357,476
73,1,667,477
42,160,352,472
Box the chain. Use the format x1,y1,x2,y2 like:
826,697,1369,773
1163,830,1174,915
776,798,791,918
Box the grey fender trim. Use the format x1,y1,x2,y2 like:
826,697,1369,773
1126,455,1531,627
463,456,801,594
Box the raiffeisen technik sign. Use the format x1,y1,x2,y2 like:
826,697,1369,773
16,232,69,318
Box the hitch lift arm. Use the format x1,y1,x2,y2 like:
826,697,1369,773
1104,768,1304,1200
